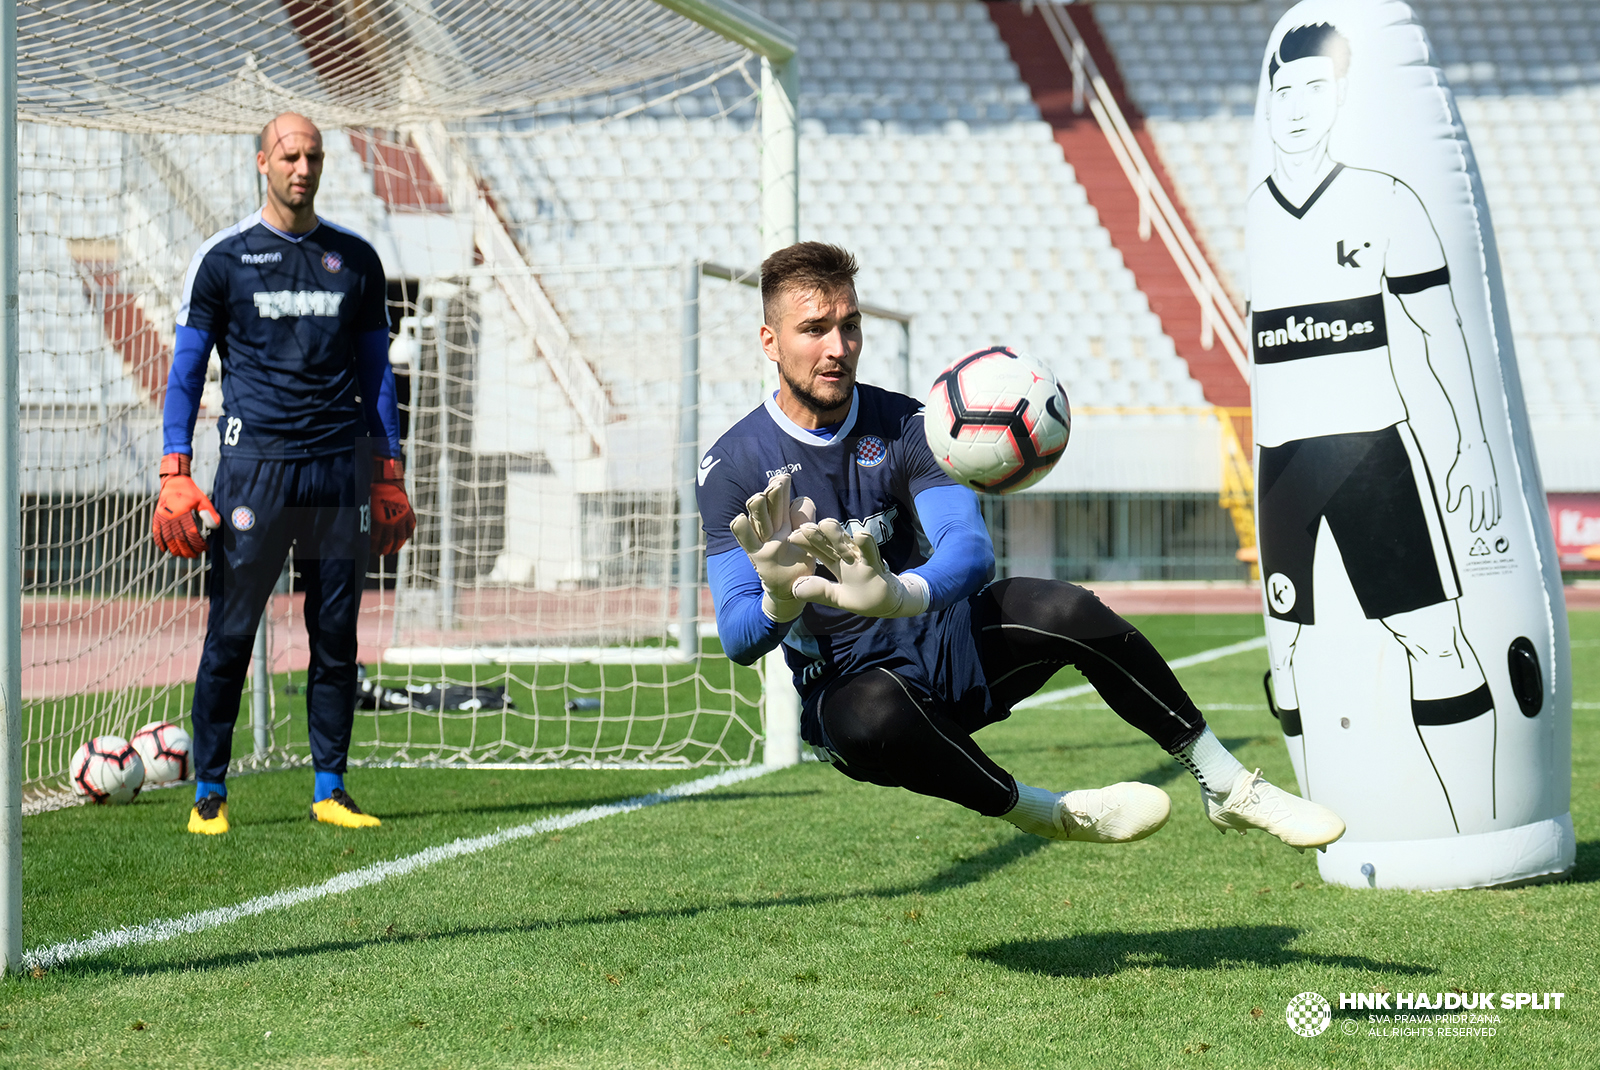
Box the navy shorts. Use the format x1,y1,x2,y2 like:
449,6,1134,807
207,450,371,636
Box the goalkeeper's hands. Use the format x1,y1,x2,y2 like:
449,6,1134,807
789,518,931,619
729,473,817,623
152,453,221,558
370,457,417,556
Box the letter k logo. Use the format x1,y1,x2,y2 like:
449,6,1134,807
1336,240,1363,269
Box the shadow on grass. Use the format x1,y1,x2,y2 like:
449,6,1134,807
45,832,1049,978
970,925,1437,978
1570,840,1600,884
237,788,825,827
984,726,1265,791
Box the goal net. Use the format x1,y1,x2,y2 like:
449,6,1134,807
15,0,793,806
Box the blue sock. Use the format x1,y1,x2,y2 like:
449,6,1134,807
314,771,345,802
196,780,226,802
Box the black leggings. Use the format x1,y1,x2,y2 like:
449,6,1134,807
818,578,1205,817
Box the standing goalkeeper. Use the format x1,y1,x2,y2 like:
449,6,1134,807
155,113,415,835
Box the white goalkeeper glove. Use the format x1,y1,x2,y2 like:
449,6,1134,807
729,473,817,623
788,518,931,619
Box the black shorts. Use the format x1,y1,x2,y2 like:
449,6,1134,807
1257,424,1458,625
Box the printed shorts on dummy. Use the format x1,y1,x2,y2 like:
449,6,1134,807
1257,423,1459,625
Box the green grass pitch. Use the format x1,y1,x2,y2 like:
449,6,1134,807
4,612,1596,1068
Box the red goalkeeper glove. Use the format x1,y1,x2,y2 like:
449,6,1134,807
152,453,221,558
370,457,416,557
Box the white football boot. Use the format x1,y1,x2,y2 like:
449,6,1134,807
1056,782,1172,843
1205,768,1346,852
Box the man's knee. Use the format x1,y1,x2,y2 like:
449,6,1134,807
994,577,1133,641
820,671,926,770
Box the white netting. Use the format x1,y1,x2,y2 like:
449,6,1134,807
19,0,749,133
16,3,784,805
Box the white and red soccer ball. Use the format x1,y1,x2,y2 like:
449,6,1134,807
924,346,1072,493
131,720,193,785
70,735,145,805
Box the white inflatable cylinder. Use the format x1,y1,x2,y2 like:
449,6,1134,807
1246,0,1573,890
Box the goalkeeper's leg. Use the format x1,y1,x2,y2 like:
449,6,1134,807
188,458,296,832
301,452,381,828
816,670,1170,843
974,578,1344,850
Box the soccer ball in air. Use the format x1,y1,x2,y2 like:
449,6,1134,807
131,721,193,785
70,735,145,805
924,346,1072,493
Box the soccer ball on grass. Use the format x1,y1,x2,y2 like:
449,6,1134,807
924,346,1071,493
70,735,145,805
131,720,193,785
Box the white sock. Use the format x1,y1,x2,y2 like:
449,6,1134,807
1174,728,1248,795
1001,782,1062,838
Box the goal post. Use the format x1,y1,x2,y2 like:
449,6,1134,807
3,0,24,978
659,0,804,769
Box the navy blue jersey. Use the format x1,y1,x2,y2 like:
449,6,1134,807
177,212,388,458
699,384,965,685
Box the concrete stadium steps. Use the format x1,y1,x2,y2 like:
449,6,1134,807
987,0,1248,411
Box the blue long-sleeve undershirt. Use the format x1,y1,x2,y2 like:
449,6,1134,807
354,328,402,459
162,324,212,456
162,326,400,458
707,484,996,666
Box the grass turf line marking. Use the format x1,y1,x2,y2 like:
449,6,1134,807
23,764,774,972
1011,636,1269,712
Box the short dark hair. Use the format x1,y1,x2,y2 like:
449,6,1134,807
1270,23,1351,84
760,241,858,324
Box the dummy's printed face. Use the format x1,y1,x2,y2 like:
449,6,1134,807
1269,56,1342,155
258,122,325,211
764,286,863,417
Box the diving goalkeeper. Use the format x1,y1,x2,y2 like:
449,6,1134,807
697,242,1344,850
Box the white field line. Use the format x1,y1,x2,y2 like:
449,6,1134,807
24,764,774,972
1011,635,1269,712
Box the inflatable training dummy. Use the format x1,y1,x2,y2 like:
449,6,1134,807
1246,0,1572,889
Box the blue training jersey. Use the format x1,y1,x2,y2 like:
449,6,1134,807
698,384,973,689
176,211,389,458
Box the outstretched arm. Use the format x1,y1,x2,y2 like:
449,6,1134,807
905,484,995,608
706,549,794,665
1393,283,1500,531
789,484,995,618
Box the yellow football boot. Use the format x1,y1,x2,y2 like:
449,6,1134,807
188,793,229,835
310,788,381,828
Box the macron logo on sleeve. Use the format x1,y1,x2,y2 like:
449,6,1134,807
252,290,345,320
697,455,722,486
